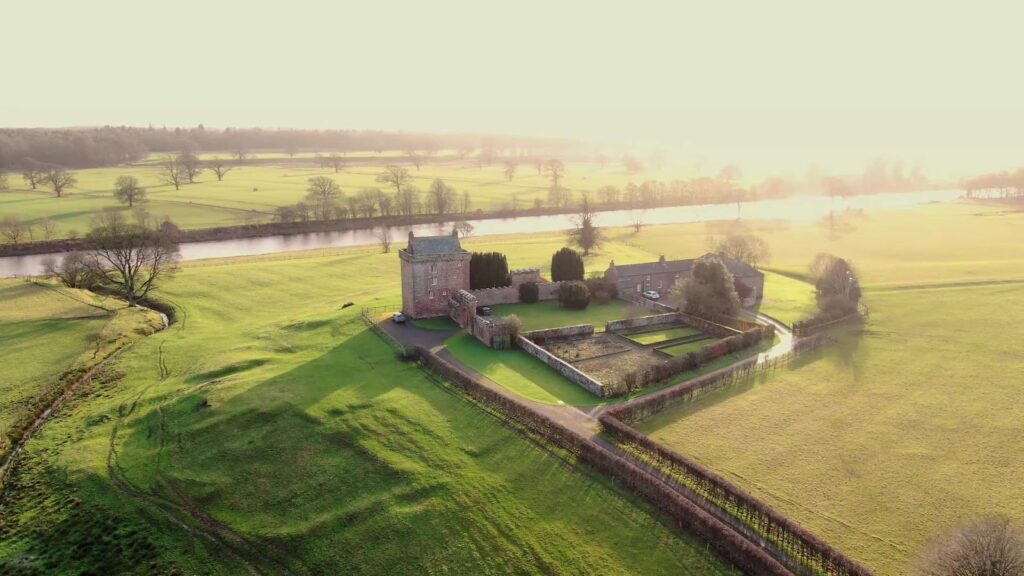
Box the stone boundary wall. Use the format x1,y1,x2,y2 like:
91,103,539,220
516,334,607,397
521,324,595,342
606,313,681,333
469,281,562,307
621,294,679,314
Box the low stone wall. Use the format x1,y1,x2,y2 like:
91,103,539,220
516,334,607,397
606,313,680,333
521,324,594,343
677,313,744,338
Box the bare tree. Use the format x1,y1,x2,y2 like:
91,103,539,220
305,176,343,220
503,160,518,182
376,165,413,196
22,166,45,190
714,232,769,268
158,157,186,190
114,175,146,208
544,159,565,188
44,169,77,197
327,153,345,173
0,217,28,245
453,221,474,238
208,157,234,181
427,178,457,215
38,218,58,240
405,148,423,170
234,146,249,162
918,517,1024,576
44,252,99,289
462,190,471,213
85,211,180,306
376,223,392,253
0,170,8,191
631,210,644,233
394,186,421,216
177,151,203,183
356,188,380,218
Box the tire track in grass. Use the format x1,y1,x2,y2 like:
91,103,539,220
106,297,302,575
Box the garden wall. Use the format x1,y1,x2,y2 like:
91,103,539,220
520,324,595,342
470,281,561,306
622,294,678,314
516,334,607,397
606,312,680,333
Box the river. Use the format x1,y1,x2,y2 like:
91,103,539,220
0,189,961,278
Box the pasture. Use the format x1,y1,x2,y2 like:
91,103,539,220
633,202,1024,574
0,157,700,241
0,242,731,574
0,280,162,448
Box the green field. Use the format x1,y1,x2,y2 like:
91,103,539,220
625,326,702,345
633,203,1024,575
0,281,162,447
0,243,732,574
754,271,820,326
0,158,700,241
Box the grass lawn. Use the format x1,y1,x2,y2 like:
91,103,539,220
658,337,716,357
444,332,606,406
0,245,732,575
491,299,631,331
626,326,702,345
754,271,819,326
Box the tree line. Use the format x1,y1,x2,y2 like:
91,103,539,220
0,126,576,170
963,168,1024,199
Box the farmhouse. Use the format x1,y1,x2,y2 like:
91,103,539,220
605,254,764,302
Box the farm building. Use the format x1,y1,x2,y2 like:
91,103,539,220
605,254,764,303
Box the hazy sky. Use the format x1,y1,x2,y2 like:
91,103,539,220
3,0,1022,177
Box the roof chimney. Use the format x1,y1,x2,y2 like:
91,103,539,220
659,255,666,266
408,231,415,252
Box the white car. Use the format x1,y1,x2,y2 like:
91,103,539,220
642,290,661,300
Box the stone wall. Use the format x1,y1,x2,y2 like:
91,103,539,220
516,335,607,397
470,280,562,306
521,324,595,343
606,313,681,333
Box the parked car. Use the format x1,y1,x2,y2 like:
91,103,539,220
392,312,407,324
477,306,493,316
642,290,661,301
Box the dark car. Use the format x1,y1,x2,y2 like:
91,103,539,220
392,312,407,324
477,306,492,316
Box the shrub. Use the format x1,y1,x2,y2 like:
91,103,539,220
586,272,618,303
551,247,585,281
671,260,740,318
518,281,539,303
503,314,523,340
558,281,590,310
917,517,1024,576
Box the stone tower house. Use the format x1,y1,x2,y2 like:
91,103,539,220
399,231,471,318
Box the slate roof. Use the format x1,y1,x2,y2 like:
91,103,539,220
612,259,695,277
408,234,465,255
611,253,762,278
